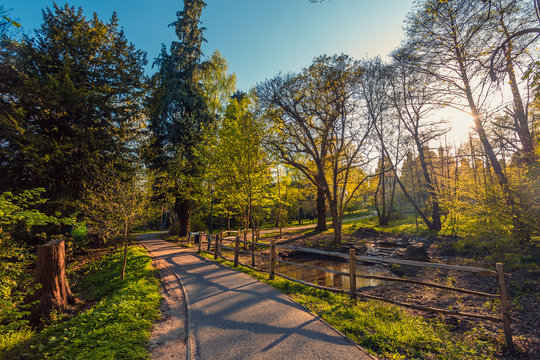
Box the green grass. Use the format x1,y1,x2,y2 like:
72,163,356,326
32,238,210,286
343,214,439,237
2,246,161,360
202,253,499,359
274,208,375,228
69,222,88,237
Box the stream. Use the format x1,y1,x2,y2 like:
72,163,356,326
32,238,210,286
276,258,394,290
275,236,418,289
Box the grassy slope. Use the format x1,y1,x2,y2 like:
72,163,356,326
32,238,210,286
2,246,161,360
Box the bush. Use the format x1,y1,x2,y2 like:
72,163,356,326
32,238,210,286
0,189,68,341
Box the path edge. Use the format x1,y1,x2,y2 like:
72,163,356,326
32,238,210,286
139,239,196,360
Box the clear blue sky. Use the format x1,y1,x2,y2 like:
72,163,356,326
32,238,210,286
3,0,415,90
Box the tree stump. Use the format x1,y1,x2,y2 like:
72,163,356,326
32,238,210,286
404,243,429,262
34,239,76,317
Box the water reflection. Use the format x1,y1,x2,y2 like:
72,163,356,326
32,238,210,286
277,258,393,290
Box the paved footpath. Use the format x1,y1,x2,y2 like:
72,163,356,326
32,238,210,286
138,232,376,360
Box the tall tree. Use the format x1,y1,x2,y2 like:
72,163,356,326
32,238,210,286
212,92,271,238
259,54,374,244
0,4,147,214
488,0,538,165
406,0,531,243
148,0,212,236
387,50,447,231
357,57,397,226
200,50,237,119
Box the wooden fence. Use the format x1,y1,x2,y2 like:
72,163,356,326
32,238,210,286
196,232,514,350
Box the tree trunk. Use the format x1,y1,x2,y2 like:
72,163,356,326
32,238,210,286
500,26,537,165
121,222,129,280
375,156,390,226
34,239,76,318
329,201,342,245
315,172,327,231
276,168,282,228
416,141,442,231
381,155,387,225
173,197,191,236
160,204,164,230
455,46,531,244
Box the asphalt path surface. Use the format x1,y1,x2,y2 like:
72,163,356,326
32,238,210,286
138,232,375,360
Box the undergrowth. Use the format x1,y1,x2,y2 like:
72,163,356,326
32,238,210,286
202,253,499,360
2,246,160,360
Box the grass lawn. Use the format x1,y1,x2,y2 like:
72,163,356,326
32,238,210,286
202,253,499,360
1,246,161,360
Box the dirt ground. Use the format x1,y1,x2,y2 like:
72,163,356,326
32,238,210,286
147,258,188,360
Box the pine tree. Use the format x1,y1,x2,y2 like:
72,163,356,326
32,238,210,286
148,0,213,236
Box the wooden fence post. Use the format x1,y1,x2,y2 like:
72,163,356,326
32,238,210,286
220,230,223,244
234,234,240,267
197,233,202,253
187,232,191,246
496,263,513,351
251,239,255,267
269,240,276,280
349,249,357,300
214,234,219,260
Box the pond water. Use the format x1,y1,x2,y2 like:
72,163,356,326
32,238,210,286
276,258,394,290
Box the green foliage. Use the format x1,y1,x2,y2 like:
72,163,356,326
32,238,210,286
203,254,499,359
69,223,88,238
0,189,61,228
0,4,147,214
211,92,273,228
82,163,149,245
0,189,72,339
147,0,213,235
2,246,160,359
200,50,237,117
0,236,37,335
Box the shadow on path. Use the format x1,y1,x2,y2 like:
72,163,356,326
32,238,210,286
139,234,376,360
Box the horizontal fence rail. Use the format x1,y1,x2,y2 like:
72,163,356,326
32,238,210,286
196,232,513,350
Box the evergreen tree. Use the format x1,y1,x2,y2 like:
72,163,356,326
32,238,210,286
147,0,213,236
0,4,147,214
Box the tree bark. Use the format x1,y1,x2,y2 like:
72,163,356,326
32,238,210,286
498,21,537,165
416,142,442,231
315,171,327,231
34,239,76,318
121,222,129,280
455,44,531,244
328,199,342,244
173,197,191,236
